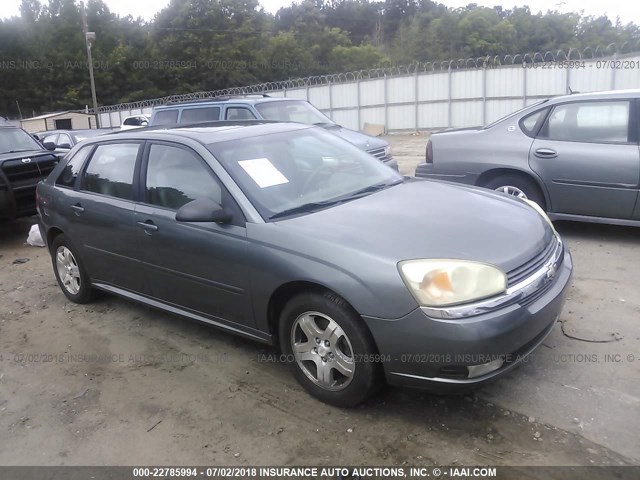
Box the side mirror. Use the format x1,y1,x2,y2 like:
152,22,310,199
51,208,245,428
43,142,56,151
58,143,72,149
140,120,148,126
175,198,232,224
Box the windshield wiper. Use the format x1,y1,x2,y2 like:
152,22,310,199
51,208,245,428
313,122,340,129
269,200,343,220
340,179,404,200
269,180,403,220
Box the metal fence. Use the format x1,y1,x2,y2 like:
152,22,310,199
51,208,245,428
98,44,640,132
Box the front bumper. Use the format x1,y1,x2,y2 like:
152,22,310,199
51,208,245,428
363,248,573,391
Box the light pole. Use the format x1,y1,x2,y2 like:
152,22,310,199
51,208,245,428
80,1,100,128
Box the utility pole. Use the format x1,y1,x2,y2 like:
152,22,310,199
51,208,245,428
80,1,100,128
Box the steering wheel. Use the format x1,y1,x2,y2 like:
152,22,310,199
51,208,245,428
301,166,335,193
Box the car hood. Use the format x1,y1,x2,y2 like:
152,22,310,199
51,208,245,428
275,179,554,274
320,124,388,151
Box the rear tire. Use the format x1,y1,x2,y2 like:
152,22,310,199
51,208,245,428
484,174,546,209
279,291,381,407
51,234,94,304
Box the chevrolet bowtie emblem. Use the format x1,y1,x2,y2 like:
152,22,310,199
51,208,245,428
546,263,557,279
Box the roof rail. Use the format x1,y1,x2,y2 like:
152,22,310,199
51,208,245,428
117,119,282,133
165,93,270,105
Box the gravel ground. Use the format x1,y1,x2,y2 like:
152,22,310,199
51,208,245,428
0,137,638,466
386,133,429,176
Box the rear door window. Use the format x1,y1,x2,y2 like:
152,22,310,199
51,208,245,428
57,133,73,148
153,110,179,126
541,101,631,143
123,116,145,126
56,146,93,188
81,143,140,200
180,107,221,124
43,134,59,145
225,107,257,120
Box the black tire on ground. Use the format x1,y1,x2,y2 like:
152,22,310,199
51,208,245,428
279,291,381,408
484,173,546,210
50,234,94,304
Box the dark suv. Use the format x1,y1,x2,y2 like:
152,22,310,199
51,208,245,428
0,125,59,220
150,96,398,170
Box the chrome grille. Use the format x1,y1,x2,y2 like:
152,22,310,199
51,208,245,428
507,237,558,288
519,280,554,308
367,147,391,162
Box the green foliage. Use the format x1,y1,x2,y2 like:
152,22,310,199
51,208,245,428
0,0,637,118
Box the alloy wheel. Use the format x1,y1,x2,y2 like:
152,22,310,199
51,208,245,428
55,246,81,295
291,311,355,391
495,185,528,199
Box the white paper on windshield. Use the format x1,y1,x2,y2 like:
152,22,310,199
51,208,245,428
238,158,289,188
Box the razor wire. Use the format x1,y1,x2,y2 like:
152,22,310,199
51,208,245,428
97,42,640,113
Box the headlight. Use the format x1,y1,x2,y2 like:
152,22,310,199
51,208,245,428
384,145,392,157
523,199,555,232
398,260,507,307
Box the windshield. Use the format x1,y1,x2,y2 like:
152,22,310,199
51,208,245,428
484,99,549,129
255,100,334,125
208,127,402,220
0,127,43,154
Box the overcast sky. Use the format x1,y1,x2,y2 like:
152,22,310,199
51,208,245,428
0,0,638,24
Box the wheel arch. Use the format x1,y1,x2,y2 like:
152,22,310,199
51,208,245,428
266,280,380,354
47,227,64,251
476,167,550,210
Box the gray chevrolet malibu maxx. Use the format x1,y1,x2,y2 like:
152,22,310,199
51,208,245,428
37,122,572,407
416,90,640,226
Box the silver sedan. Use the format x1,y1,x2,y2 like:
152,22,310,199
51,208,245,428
416,89,640,227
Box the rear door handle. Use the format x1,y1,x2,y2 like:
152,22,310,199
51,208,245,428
70,204,85,215
137,220,159,233
534,148,558,158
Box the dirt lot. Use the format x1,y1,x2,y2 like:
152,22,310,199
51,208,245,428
1,135,639,466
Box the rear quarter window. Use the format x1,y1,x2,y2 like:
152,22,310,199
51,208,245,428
519,108,550,138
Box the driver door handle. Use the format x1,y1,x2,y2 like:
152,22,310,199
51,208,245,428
70,204,84,214
534,148,558,158
137,220,159,232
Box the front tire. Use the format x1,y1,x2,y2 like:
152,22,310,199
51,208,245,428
484,174,546,209
279,291,380,407
51,234,94,304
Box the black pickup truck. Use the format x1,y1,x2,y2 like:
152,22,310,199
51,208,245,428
0,125,59,220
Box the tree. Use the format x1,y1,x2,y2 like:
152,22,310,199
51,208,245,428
0,0,638,118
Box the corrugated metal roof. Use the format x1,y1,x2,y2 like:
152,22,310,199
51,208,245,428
22,110,95,121
23,111,73,120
